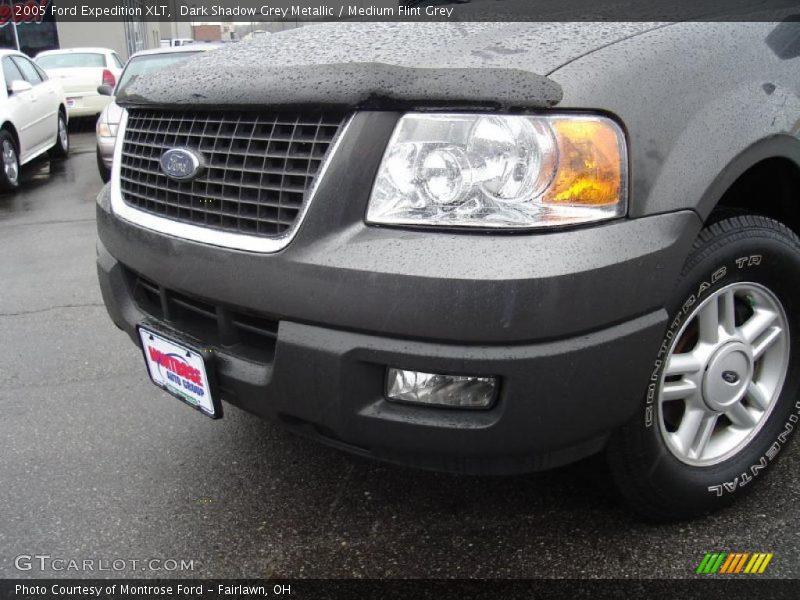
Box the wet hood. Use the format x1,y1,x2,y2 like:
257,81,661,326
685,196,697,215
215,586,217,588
119,22,660,111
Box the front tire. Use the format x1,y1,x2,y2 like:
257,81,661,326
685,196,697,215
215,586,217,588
608,215,800,520
48,111,69,159
0,130,20,192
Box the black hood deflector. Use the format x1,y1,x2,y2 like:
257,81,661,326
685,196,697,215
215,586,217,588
118,22,660,111
121,62,561,111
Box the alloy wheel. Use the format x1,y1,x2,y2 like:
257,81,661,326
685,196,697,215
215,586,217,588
658,282,790,466
58,116,68,150
3,139,18,185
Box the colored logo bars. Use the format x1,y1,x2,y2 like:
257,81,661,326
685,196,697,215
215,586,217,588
696,552,773,574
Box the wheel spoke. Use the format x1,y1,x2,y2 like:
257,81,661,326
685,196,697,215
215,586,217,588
689,414,719,459
697,296,720,344
661,378,697,401
740,309,778,346
674,408,704,454
719,289,737,337
664,353,702,377
746,381,770,411
751,325,782,360
726,401,757,429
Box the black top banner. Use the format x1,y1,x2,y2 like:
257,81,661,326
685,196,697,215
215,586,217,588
3,0,800,23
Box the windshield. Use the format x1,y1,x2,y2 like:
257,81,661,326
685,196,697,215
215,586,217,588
115,52,202,95
37,53,105,69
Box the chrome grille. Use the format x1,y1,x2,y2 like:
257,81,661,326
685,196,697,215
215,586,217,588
119,109,346,238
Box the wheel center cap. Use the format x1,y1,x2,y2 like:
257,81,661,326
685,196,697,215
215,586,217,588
702,342,753,411
721,370,740,384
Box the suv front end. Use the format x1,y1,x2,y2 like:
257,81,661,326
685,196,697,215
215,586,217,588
97,106,698,474
96,19,800,521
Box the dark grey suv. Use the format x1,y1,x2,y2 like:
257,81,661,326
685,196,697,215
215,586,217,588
96,21,800,520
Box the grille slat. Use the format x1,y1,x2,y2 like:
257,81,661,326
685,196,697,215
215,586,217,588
120,173,309,198
128,268,278,363
117,190,299,224
120,109,346,239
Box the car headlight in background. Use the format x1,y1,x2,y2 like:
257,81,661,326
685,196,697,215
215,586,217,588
366,113,627,229
96,121,118,138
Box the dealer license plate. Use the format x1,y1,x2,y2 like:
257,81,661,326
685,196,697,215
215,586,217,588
66,98,77,107
138,326,220,418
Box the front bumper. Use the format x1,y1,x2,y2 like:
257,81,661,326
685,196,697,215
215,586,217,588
98,238,670,473
98,203,701,474
65,93,110,118
96,135,115,168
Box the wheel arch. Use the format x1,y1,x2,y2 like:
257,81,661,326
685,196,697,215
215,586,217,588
0,120,20,155
698,134,800,232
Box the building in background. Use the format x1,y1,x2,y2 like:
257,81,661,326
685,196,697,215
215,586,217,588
56,20,161,59
158,0,192,46
0,10,58,56
0,0,189,58
235,22,308,40
191,22,235,43
160,20,193,46
191,24,221,42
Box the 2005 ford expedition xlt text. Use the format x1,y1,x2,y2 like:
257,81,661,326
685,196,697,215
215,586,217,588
96,21,800,520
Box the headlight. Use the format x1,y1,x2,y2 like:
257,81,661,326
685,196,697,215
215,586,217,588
366,113,627,229
96,121,118,138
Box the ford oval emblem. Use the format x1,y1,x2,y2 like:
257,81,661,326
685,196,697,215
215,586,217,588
721,370,741,385
160,148,204,181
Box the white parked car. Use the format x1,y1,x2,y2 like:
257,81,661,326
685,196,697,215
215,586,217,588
0,50,68,191
34,47,124,118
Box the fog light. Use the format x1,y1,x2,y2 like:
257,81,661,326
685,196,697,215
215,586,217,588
386,368,497,409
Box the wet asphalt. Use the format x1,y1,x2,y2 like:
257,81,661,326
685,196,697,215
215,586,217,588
0,130,799,580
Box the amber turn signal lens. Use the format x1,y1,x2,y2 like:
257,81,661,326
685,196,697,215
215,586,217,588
544,118,625,206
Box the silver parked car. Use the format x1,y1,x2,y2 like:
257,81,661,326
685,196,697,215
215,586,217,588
95,45,217,182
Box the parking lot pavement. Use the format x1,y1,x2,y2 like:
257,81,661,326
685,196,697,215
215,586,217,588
1,131,799,580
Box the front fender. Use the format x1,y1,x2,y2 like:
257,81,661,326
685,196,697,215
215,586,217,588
549,21,800,221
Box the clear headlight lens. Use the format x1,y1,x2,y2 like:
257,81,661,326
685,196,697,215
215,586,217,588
96,121,117,138
366,113,627,229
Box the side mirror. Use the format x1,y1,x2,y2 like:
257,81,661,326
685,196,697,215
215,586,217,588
8,79,32,95
97,84,114,96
